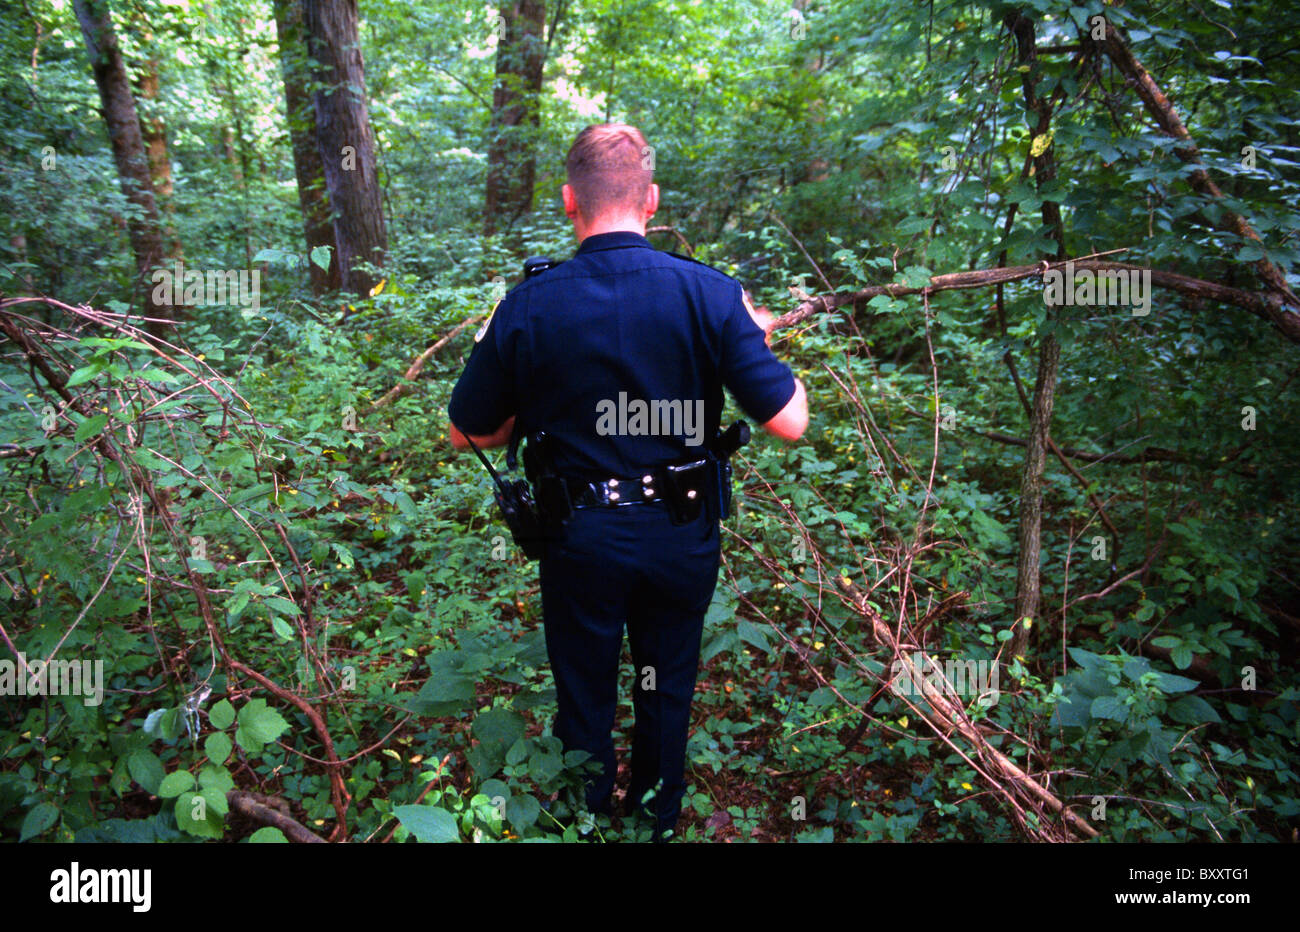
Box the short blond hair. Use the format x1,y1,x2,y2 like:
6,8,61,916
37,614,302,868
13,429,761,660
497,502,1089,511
564,123,654,219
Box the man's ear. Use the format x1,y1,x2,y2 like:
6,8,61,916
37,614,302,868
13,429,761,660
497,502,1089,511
644,183,659,219
562,183,578,218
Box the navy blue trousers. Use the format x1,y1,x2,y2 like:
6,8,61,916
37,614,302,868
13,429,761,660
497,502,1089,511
539,499,720,836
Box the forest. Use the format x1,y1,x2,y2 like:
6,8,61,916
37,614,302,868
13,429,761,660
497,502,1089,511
0,0,1297,845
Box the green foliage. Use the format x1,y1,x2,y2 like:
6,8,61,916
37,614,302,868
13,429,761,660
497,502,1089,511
0,0,1297,845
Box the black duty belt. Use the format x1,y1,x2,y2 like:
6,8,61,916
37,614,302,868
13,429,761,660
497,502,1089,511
560,457,714,525
568,473,677,508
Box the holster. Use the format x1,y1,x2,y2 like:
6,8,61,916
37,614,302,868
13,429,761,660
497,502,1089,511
659,458,712,525
709,420,750,522
522,430,573,534
657,419,750,525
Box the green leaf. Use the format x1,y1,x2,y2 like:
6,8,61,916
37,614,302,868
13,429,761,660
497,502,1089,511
1090,695,1129,722
205,731,232,764
505,737,529,766
505,794,541,832
1169,695,1222,725
209,699,236,730
271,616,295,641
200,784,229,817
807,687,837,710
158,770,196,799
470,708,526,776
393,805,460,842
20,803,58,841
227,591,251,620
264,596,302,617
249,827,289,843
1151,672,1200,694
737,619,772,654
394,491,417,519
235,698,290,753
142,707,169,738
198,765,234,794
175,791,224,838
74,414,108,443
127,748,164,794
473,709,526,751
901,265,933,288
310,245,333,271
133,369,179,384
65,363,104,388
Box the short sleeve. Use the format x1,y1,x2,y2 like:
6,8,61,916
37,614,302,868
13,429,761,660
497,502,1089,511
719,286,796,424
448,305,515,435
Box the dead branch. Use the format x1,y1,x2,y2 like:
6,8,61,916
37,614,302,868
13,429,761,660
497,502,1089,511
369,314,482,411
228,659,351,842
227,790,326,843
769,259,1297,343
835,575,1099,840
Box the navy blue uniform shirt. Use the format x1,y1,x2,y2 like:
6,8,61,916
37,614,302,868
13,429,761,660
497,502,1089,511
448,231,796,481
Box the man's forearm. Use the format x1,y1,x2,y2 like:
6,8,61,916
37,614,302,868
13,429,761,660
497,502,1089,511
449,415,516,451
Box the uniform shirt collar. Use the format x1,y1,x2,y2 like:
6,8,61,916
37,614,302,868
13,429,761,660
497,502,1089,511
575,230,652,254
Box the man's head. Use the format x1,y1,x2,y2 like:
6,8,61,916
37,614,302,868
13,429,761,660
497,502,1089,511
562,123,659,240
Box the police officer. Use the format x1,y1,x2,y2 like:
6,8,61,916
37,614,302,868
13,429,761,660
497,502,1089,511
447,123,808,840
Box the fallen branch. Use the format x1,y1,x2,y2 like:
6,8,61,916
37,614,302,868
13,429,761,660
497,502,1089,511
369,314,482,411
769,258,1297,343
227,790,326,843
229,659,351,842
835,575,1099,840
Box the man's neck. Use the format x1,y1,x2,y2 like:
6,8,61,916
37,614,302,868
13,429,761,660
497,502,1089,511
575,217,646,242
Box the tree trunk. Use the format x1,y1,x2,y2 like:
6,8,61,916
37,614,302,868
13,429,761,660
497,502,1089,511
128,19,180,262
73,0,170,333
1012,334,1061,656
273,0,339,294
1005,10,1067,661
483,0,546,236
794,0,828,184
303,0,388,300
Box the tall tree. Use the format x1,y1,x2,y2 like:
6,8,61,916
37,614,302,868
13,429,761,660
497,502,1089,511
483,0,547,236
303,0,387,299
127,6,179,262
273,0,339,294
73,0,170,332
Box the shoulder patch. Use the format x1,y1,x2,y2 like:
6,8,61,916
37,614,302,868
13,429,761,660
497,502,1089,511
474,298,500,343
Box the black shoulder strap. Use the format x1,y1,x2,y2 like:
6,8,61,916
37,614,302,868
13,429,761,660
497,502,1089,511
464,419,524,484
463,434,510,500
